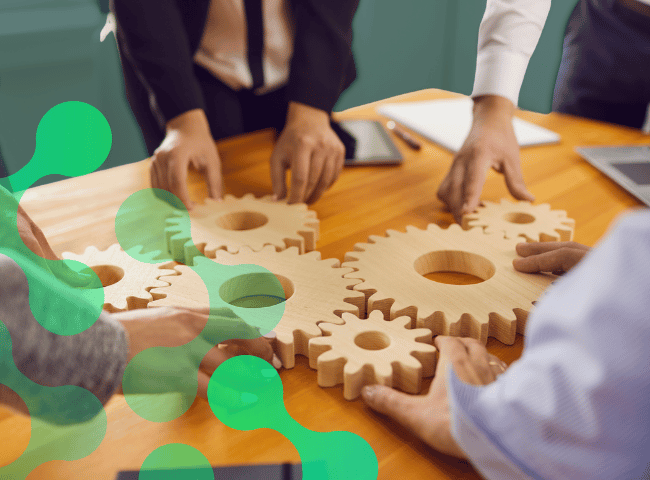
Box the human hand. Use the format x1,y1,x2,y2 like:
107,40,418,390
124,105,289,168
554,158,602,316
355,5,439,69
113,307,275,398
16,204,58,260
270,102,345,204
361,336,507,458
150,109,223,209
513,241,590,274
437,95,534,223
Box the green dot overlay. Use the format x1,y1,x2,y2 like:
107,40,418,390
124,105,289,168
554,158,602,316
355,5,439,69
208,356,379,480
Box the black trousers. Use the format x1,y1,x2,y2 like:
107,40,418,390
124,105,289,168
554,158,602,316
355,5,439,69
123,60,289,156
553,0,650,129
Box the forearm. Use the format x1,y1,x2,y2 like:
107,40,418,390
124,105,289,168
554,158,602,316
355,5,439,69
472,0,552,105
0,254,129,413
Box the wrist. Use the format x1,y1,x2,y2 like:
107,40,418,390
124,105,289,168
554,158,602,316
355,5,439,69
286,101,330,126
471,95,515,125
166,109,211,136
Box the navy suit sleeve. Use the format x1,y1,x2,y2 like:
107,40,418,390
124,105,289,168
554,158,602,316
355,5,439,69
287,0,359,113
111,0,206,123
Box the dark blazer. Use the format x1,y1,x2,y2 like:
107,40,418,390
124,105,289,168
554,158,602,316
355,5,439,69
111,0,359,125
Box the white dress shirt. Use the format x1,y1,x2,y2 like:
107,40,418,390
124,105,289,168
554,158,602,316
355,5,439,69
472,0,650,106
449,209,650,479
194,0,294,94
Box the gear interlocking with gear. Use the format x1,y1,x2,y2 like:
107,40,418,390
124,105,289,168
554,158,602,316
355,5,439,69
165,193,320,264
309,311,437,400
462,199,575,242
149,245,366,368
342,224,555,345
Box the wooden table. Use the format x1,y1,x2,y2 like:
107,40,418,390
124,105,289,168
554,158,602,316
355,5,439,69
3,89,648,479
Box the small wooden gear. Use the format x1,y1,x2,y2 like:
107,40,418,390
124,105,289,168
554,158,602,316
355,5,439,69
165,193,319,264
149,246,366,368
309,311,437,400
62,244,175,312
462,199,575,242
342,224,555,345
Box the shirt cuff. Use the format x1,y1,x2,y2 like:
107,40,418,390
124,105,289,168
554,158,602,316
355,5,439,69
448,367,539,480
471,48,532,106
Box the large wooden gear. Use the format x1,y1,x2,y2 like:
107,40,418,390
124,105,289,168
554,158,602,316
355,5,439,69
62,244,175,312
309,311,437,400
462,199,575,242
165,193,319,264
342,224,555,345
149,246,366,368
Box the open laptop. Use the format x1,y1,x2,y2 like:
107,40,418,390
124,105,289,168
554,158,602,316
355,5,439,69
576,145,650,207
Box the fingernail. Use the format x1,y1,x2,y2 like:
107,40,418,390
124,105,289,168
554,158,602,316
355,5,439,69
272,354,282,369
362,385,376,402
271,194,279,201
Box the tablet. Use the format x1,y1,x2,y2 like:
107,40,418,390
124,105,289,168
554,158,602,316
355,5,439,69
338,120,403,166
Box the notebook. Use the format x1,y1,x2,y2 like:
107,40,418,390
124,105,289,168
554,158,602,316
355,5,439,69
377,97,561,153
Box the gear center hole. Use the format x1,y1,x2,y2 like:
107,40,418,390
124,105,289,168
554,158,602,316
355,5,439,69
90,265,125,287
503,212,535,224
354,331,391,351
215,211,268,231
414,251,495,285
220,272,294,308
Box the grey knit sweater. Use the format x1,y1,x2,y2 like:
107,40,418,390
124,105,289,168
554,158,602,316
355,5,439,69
0,253,128,410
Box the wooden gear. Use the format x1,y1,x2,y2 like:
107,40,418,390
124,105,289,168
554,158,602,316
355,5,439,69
149,246,366,368
342,224,555,345
462,199,575,242
309,311,437,400
165,193,319,264
62,244,175,312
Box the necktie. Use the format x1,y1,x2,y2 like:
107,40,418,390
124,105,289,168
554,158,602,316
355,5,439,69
244,0,265,91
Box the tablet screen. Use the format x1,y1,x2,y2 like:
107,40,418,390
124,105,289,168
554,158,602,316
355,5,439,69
612,162,650,185
339,120,403,166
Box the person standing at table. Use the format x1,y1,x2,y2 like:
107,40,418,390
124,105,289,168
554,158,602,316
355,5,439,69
362,210,650,480
110,0,359,207
437,0,650,222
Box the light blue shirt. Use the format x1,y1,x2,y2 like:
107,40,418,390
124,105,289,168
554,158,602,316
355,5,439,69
449,209,650,480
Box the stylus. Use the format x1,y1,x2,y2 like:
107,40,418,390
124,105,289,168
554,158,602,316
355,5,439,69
386,121,422,151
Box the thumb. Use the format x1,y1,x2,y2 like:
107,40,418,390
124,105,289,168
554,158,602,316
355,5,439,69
362,384,423,431
270,147,288,201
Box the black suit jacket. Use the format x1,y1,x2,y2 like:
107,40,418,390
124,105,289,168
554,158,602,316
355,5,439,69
111,0,359,124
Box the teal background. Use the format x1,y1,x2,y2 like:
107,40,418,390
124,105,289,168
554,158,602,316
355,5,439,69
0,0,579,182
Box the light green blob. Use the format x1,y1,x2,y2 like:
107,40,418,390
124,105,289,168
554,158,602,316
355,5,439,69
2,101,112,196
117,189,285,421
208,356,379,480
0,321,107,480
0,101,111,335
139,444,213,480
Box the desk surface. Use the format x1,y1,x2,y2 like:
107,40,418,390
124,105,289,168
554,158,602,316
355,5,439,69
4,89,648,479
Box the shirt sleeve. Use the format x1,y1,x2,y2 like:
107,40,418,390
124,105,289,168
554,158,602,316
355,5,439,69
471,0,552,105
0,253,129,411
449,209,650,480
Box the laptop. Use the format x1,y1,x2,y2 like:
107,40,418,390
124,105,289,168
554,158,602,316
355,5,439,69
576,145,650,207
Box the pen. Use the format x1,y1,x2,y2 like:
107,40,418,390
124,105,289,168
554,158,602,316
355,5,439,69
386,121,422,151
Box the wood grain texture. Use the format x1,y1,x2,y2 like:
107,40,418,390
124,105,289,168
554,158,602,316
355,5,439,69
165,194,319,265
310,311,437,400
149,246,366,369
5,88,648,480
343,224,554,345
462,199,575,242
62,244,175,312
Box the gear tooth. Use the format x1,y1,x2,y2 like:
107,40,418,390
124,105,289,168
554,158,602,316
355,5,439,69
241,193,255,200
368,235,384,244
405,225,422,235
389,315,412,330
426,223,443,233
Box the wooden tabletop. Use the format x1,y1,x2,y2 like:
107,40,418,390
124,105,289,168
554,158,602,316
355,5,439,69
4,89,648,479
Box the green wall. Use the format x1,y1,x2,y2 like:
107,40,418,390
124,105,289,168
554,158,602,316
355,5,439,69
337,0,579,114
0,0,578,183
